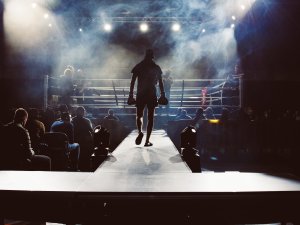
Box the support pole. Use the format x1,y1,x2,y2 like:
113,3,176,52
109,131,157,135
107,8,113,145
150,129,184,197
43,75,49,111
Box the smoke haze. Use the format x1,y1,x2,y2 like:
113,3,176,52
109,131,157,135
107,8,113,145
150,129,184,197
3,0,256,79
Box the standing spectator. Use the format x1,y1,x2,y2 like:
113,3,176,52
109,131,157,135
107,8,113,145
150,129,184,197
51,112,80,171
71,106,93,171
59,67,75,109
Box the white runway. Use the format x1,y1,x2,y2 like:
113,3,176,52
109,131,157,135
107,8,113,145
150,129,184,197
95,129,191,174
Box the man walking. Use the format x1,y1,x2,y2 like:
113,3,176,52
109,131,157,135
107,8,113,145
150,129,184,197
128,49,165,146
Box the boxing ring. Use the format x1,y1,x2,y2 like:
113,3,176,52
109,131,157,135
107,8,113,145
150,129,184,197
43,75,242,113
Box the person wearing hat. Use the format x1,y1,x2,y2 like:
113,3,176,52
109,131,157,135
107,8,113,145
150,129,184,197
128,49,165,146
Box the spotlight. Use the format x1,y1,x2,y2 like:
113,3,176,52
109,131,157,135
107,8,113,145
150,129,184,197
44,14,49,19
231,15,236,20
103,23,112,32
172,23,181,32
181,125,197,149
140,23,148,32
79,28,83,32
231,23,235,28
240,4,246,10
31,2,37,9
202,28,206,33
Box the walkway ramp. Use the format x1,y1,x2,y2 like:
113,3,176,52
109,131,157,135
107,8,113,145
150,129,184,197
95,129,191,174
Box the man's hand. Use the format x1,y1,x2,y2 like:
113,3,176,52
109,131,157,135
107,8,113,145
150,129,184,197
158,94,168,105
127,94,136,105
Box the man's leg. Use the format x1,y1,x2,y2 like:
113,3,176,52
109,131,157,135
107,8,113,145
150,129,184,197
145,106,155,146
135,104,145,145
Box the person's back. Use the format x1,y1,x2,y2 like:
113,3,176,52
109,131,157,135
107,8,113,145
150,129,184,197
51,113,74,143
71,107,93,143
71,107,93,171
128,49,165,146
26,108,45,151
51,111,80,171
2,122,33,169
133,59,161,98
1,108,50,171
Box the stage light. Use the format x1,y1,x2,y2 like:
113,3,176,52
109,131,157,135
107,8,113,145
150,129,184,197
202,28,206,33
181,125,197,149
140,23,148,32
231,15,236,20
79,28,83,32
172,23,181,32
231,23,235,28
209,119,219,124
103,23,112,32
44,13,49,19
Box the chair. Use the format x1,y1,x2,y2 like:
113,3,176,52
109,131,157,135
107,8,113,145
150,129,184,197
41,132,70,171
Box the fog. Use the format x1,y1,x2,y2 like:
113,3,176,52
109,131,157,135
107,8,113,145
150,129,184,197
4,0,256,79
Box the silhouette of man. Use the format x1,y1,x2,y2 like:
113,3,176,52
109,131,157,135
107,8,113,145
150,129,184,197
129,49,165,146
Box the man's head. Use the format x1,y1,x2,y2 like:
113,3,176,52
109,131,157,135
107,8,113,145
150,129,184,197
144,49,154,59
14,108,28,126
76,106,85,117
61,112,71,122
59,104,69,113
108,109,114,116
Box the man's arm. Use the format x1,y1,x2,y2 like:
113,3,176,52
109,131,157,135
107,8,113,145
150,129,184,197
23,129,34,158
129,73,138,96
158,77,165,96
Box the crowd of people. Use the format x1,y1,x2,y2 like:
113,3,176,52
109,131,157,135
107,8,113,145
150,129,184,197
0,104,126,172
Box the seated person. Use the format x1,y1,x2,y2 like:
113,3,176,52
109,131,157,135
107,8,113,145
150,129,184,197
71,106,93,171
204,107,216,119
50,112,80,171
192,107,207,129
175,109,192,120
1,108,51,171
104,109,119,121
25,108,45,152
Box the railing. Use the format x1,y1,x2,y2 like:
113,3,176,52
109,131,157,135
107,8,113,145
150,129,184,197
44,76,241,111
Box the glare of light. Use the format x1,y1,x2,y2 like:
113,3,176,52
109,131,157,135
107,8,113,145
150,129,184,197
231,23,235,28
240,4,246,10
171,23,181,32
31,2,37,8
202,28,206,33
103,23,112,32
79,28,83,32
140,23,148,32
209,119,219,124
44,13,49,19
231,15,236,20
48,23,52,27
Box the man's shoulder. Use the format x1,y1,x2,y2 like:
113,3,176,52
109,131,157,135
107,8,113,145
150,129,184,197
131,61,144,73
